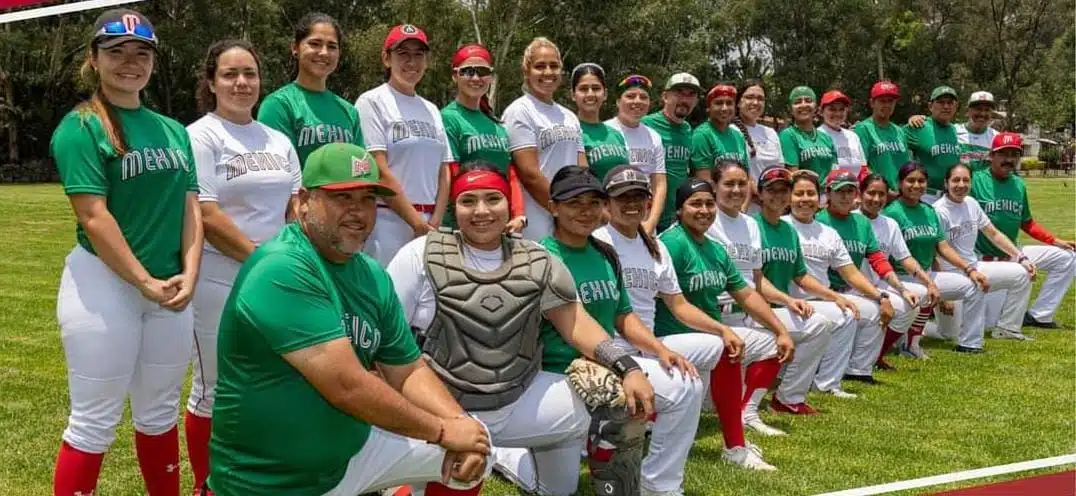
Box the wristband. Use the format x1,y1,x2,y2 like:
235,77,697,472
594,339,642,378
1017,253,1029,263
611,355,642,379
963,265,976,275
876,292,889,303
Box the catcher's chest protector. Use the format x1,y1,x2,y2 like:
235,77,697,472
422,231,550,411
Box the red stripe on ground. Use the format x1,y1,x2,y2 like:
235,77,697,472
932,470,1075,495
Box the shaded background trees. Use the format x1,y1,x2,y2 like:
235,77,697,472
0,0,1072,176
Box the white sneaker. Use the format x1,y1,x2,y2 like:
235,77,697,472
641,488,685,496
991,328,1034,341
722,442,777,471
744,418,787,436
829,388,858,399
901,341,931,360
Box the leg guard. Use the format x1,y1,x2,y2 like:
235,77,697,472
586,405,647,496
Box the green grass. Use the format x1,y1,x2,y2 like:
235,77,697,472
0,178,1073,496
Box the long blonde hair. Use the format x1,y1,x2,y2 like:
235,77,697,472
520,37,561,94
76,52,129,155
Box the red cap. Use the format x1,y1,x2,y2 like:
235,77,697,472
451,43,493,68
870,81,900,100
820,90,851,107
384,24,428,51
991,132,1023,152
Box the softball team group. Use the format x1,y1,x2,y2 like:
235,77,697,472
48,7,1075,496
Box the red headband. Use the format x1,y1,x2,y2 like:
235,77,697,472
452,44,493,68
451,170,509,200
707,84,737,106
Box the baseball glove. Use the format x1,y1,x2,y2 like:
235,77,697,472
565,358,626,410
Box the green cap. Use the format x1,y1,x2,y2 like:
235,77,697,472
302,143,396,196
788,86,816,105
930,85,958,101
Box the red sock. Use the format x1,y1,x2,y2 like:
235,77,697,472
135,427,180,496
53,441,105,496
877,328,903,361
425,481,483,495
710,353,746,448
184,411,212,493
742,357,781,409
907,308,932,338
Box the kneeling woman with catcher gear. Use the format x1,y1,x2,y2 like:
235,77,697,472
386,162,656,496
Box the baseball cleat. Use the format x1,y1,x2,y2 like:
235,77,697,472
745,418,787,436
901,342,930,360
844,374,878,385
953,345,985,354
1023,313,1060,329
769,398,819,416
991,328,1034,341
722,442,777,471
828,388,858,399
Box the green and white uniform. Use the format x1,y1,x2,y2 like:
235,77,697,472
654,224,747,335
257,82,364,168
440,101,512,229
754,214,808,302
641,112,693,231
581,121,631,181
903,118,961,200
956,124,997,173
779,126,838,184
854,118,911,191
690,121,749,173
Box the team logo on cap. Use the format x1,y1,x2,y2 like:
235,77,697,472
1003,135,1016,145
122,13,141,30
351,155,371,176
401,24,418,34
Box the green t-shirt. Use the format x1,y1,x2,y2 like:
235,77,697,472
641,111,693,231
257,82,364,168
754,214,808,297
51,106,198,279
903,118,961,192
654,224,747,335
690,122,749,172
969,168,1032,258
854,117,911,191
208,223,420,496
883,200,944,274
816,210,879,288
581,121,631,181
440,101,512,229
539,237,632,373
779,125,838,183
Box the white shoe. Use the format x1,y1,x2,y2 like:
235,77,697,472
991,328,1034,341
828,388,858,399
641,488,685,496
901,341,931,360
744,418,787,436
722,442,777,471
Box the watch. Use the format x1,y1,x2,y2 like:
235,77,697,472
876,292,889,303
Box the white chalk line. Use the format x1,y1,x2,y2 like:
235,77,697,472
1,0,145,24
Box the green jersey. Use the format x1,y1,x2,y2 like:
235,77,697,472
208,223,420,496
654,224,747,335
690,122,749,172
257,82,364,168
854,117,911,191
779,126,838,183
883,200,944,273
903,118,961,192
641,111,693,231
440,101,512,229
51,105,198,279
581,121,631,181
969,168,1032,258
816,210,879,288
539,237,632,373
754,214,808,296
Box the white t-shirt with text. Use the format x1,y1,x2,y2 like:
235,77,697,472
933,195,991,271
605,117,667,175
744,123,783,179
783,215,853,297
862,211,913,285
821,124,867,178
593,225,680,333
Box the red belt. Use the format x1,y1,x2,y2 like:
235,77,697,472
981,255,1010,262
378,203,435,214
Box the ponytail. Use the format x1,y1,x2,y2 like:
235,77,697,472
733,116,757,158
638,225,662,262
479,94,499,123
77,55,128,155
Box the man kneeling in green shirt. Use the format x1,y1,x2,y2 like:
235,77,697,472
206,143,491,496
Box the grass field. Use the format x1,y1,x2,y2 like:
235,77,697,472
0,178,1073,496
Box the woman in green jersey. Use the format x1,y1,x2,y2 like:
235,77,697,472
691,83,750,185
885,162,989,354
779,86,837,183
439,43,526,232
257,13,364,167
50,9,202,495
571,63,631,181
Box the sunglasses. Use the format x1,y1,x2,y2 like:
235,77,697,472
96,20,157,44
761,168,792,183
618,74,652,90
456,66,493,78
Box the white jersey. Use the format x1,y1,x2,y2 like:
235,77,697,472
188,112,301,256
355,83,453,204
956,124,996,160
705,210,762,292
861,211,912,285
743,123,783,179
502,93,585,239
593,225,680,332
783,215,853,297
933,195,990,270
821,124,866,177
386,235,577,331
605,117,666,175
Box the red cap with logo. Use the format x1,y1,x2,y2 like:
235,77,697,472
991,132,1023,152
384,24,428,51
870,81,901,100
820,90,851,107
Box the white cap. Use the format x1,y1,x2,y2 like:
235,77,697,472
665,72,702,92
968,91,996,107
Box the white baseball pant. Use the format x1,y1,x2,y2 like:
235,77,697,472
365,208,431,266
188,251,241,417
692,325,780,416
725,306,835,405
905,271,986,349
970,261,1032,333
815,295,880,391
324,424,492,495
56,246,194,453
884,283,929,334
984,246,1075,326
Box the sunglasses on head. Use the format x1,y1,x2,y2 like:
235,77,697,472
618,75,652,90
96,21,157,44
456,66,493,78
762,168,792,182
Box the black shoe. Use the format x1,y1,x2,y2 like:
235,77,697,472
1023,313,1061,329
953,345,985,354
844,374,878,385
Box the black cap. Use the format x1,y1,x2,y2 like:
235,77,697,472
603,164,651,197
675,178,714,210
550,166,607,201
91,9,158,50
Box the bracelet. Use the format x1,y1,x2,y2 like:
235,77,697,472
1017,253,1029,263
963,265,976,275
428,419,445,445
